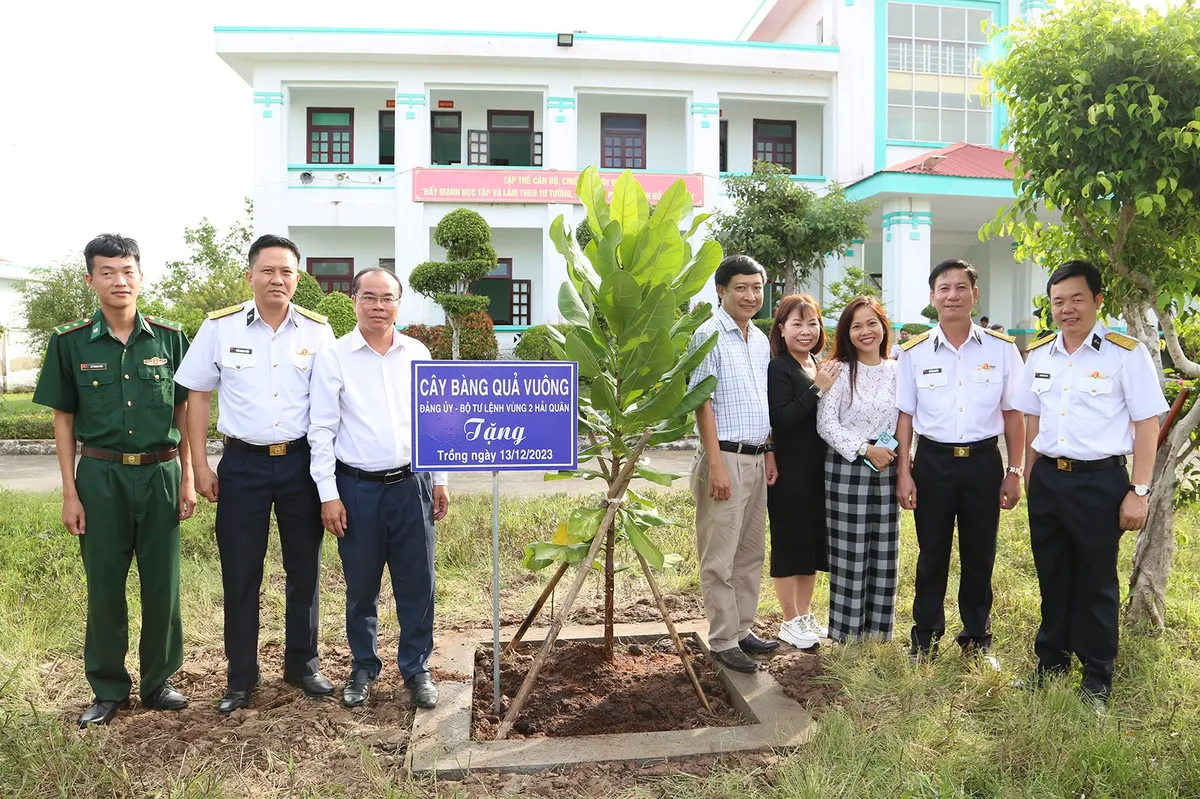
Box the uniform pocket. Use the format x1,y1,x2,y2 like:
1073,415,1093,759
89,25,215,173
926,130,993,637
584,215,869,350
971,368,1002,400
220,350,258,372
76,368,117,414
138,364,174,406
290,351,315,372
1074,376,1113,419
916,368,951,409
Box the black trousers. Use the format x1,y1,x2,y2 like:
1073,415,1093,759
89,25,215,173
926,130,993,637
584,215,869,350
1027,457,1127,695
910,438,1003,652
215,444,325,690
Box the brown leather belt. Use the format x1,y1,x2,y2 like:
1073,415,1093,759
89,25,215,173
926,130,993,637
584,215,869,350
80,445,179,466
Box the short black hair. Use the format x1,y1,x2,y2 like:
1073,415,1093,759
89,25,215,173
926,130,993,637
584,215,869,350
84,234,140,276
979,316,990,324
248,234,301,268
714,254,766,288
928,258,978,290
351,267,402,296
1047,259,1103,297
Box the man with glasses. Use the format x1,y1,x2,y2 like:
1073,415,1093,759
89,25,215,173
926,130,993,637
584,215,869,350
175,234,337,714
308,267,450,709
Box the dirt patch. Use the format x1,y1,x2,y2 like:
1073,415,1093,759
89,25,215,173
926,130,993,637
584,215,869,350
471,637,745,740
58,642,414,790
756,625,844,718
571,595,707,626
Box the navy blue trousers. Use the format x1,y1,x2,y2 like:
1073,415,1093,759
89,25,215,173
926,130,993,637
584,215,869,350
336,469,436,681
215,445,324,690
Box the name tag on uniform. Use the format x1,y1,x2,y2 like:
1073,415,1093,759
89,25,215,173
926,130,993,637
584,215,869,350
1034,372,1051,379
229,347,253,354
921,368,942,375
80,363,107,371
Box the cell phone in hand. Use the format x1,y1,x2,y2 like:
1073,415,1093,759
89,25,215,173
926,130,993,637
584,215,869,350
864,431,899,472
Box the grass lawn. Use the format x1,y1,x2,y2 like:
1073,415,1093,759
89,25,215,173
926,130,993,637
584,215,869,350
2,485,1200,797
1,393,44,415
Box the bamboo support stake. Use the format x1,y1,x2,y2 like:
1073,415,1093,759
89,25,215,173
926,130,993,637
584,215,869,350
503,561,569,656
635,550,711,712
495,428,655,741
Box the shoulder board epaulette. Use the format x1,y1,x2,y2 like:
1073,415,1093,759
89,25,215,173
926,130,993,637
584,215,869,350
1106,331,1139,351
1026,334,1056,352
898,330,931,352
146,315,182,332
207,304,244,320
983,327,1016,343
53,318,90,336
295,306,328,324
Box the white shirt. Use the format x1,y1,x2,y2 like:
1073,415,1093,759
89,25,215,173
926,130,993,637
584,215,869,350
1011,323,1168,460
308,325,447,502
174,300,336,444
687,305,771,445
817,359,900,462
895,324,1023,444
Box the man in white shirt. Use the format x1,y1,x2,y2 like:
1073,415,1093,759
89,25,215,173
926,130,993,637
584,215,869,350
308,267,450,710
175,234,337,714
895,259,1025,666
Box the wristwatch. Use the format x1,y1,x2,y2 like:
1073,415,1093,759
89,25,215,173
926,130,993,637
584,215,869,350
809,384,824,398
764,443,776,453
1007,466,1024,477
857,442,870,458
1130,483,1151,497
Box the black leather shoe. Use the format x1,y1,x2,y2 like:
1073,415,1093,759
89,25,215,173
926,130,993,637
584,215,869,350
342,670,374,708
738,632,780,654
79,698,130,728
406,672,439,709
712,646,760,673
142,681,188,710
285,671,335,698
217,687,253,715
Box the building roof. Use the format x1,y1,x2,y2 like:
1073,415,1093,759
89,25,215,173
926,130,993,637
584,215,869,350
740,0,807,41
883,142,1017,180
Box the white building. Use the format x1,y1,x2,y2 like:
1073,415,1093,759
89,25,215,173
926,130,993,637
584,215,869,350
0,258,42,391
214,0,1054,352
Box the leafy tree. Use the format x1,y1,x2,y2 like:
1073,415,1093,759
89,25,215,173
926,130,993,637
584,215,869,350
293,270,325,311
497,167,721,739
825,265,881,320
713,161,872,294
984,0,1200,627
409,209,498,360
316,291,356,338
148,198,255,338
19,261,98,356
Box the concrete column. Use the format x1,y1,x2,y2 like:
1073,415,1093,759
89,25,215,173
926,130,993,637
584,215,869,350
541,204,574,325
252,83,287,237
544,83,578,171
394,82,432,325
880,199,933,327
690,90,722,311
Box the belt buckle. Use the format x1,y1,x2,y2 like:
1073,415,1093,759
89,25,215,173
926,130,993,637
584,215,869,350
953,446,970,458
383,469,407,485
123,453,142,465
268,443,288,456
1057,458,1072,472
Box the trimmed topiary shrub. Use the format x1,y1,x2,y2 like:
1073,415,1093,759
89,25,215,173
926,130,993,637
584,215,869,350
0,414,54,439
514,324,572,361
293,271,325,311
402,323,442,352
753,318,773,336
315,291,356,337
429,310,497,360
902,322,932,335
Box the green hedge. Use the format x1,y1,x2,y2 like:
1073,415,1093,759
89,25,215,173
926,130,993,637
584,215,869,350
514,324,573,360
902,322,932,335
398,311,498,360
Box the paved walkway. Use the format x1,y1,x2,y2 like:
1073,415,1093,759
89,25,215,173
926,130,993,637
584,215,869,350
0,450,700,496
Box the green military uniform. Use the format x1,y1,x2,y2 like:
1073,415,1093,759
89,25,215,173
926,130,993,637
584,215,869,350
33,309,190,702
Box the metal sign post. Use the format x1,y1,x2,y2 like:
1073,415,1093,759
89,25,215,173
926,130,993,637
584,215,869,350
411,360,578,717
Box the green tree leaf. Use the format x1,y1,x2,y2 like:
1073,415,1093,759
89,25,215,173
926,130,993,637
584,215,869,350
596,269,642,341
649,180,693,229
577,166,612,240
610,170,650,231
558,281,590,326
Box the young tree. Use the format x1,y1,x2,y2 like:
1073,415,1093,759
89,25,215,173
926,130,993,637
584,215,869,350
713,161,873,295
20,261,99,356
316,291,356,338
984,0,1200,627
409,209,498,360
149,198,255,337
826,265,882,319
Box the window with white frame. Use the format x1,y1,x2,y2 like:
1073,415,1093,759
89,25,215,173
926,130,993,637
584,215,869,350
886,2,994,145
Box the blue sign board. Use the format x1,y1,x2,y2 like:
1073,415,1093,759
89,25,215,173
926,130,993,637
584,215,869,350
411,360,579,472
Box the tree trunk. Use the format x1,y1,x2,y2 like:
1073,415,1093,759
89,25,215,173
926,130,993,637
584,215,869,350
604,523,615,661
1124,298,1163,374
783,259,799,296
1125,443,1178,629
449,316,461,360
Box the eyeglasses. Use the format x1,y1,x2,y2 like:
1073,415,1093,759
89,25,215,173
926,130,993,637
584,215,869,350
354,293,400,306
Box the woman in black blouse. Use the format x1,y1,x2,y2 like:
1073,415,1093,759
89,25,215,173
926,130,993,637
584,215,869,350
766,294,841,650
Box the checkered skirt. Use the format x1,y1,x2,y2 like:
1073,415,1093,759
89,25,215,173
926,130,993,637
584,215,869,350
823,450,901,643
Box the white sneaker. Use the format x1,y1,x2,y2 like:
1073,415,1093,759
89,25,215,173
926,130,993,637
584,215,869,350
778,617,820,650
801,614,828,639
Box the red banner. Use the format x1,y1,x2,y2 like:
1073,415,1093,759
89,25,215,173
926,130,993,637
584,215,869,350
411,168,705,206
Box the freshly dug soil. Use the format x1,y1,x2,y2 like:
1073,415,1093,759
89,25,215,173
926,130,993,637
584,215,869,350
763,645,843,717
472,637,746,740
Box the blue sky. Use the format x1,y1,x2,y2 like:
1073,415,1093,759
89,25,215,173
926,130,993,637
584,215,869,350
0,0,761,279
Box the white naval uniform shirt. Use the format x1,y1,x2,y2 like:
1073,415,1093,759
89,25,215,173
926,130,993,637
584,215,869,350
174,300,336,444
308,325,448,503
895,324,1023,445
1010,323,1168,460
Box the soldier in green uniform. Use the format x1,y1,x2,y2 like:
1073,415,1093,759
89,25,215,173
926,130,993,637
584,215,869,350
32,234,197,728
